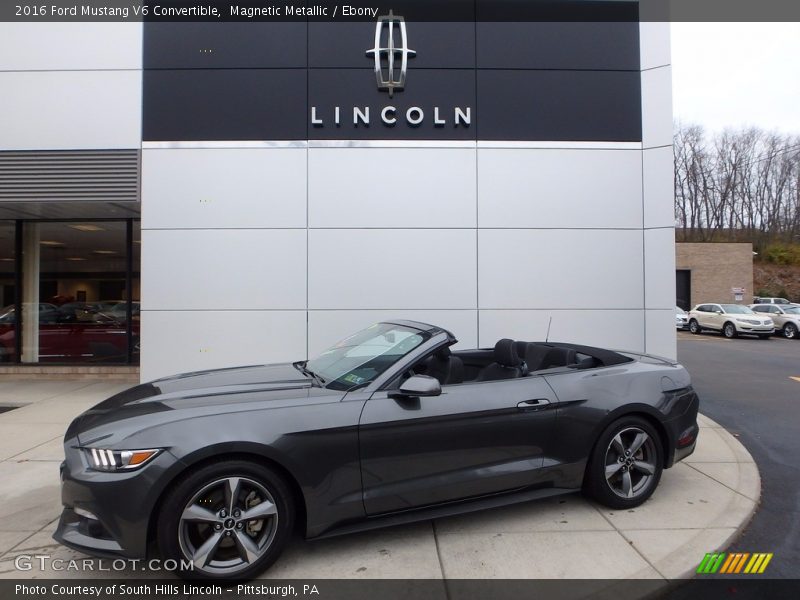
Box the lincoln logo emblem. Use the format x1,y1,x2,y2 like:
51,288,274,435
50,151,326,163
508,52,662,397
366,10,415,97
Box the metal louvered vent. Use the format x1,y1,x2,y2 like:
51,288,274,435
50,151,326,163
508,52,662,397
0,150,140,202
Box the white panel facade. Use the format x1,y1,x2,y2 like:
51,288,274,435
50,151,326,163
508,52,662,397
308,229,477,309
478,229,644,310
645,309,677,359
644,228,676,309
639,22,671,71
478,149,643,229
308,310,479,356
643,146,676,229
309,148,477,228
479,310,646,353
130,20,674,377
0,71,142,150
142,229,307,310
641,65,674,150
142,149,307,229
142,310,306,381
0,23,142,71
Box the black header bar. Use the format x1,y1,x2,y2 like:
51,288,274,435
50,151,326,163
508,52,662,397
2,1,800,22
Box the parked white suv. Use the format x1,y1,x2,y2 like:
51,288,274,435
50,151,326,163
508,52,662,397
752,297,798,307
688,303,774,339
750,304,800,339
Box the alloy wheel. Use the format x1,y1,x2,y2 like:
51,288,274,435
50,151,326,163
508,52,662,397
785,323,797,339
603,427,658,499
178,476,278,576
689,320,700,334
723,323,736,338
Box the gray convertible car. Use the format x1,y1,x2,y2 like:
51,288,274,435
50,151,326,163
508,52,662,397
55,320,699,579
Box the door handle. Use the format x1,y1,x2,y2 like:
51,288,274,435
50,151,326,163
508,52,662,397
517,398,550,411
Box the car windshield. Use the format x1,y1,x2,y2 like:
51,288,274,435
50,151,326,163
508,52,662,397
783,306,800,314
721,304,754,314
307,323,430,391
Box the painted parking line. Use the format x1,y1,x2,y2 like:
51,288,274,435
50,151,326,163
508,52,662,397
790,377,800,383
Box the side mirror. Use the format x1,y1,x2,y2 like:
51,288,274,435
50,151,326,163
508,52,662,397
393,375,442,398
715,310,723,314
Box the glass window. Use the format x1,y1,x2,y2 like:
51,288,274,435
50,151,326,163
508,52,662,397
0,222,16,363
19,221,139,364
307,323,430,391
720,304,754,314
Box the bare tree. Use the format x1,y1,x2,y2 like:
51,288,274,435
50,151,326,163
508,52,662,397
674,123,800,249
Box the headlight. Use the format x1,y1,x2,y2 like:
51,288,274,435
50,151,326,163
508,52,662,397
83,447,161,472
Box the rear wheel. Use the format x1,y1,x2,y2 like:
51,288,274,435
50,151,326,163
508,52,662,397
723,322,737,338
157,460,294,580
688,319,702,334
584,416,664,509
784,323,798,339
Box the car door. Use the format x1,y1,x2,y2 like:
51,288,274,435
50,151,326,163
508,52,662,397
704,304,723,330
694,305,711,328
358,375,559,515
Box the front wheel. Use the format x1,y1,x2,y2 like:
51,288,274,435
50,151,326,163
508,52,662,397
723,322,737,338
584,416,664,509
689,319,702,334
157,460,294,580
784,323,798,339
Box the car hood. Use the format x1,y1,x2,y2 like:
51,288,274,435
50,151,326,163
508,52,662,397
66,363,332,442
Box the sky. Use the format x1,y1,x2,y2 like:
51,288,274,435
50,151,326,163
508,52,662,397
670,22,800,134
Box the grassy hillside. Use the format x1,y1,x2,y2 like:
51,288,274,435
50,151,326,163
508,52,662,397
754,263,800,302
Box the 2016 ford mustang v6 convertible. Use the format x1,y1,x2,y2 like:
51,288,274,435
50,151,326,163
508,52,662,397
55,320,699,579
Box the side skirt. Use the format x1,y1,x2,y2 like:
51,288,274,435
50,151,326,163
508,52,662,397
311,486,580,540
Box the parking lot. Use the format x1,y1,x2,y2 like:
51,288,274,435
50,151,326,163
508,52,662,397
677,330,800,578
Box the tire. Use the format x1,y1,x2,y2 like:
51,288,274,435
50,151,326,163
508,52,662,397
688,319,702,334
723,322,737,339
584,416,664,510
784,323,798,340
157,460,294,580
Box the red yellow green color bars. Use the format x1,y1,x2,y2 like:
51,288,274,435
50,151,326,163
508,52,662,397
697,552,773,574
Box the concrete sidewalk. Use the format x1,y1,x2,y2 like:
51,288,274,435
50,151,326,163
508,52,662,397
0,380,760,580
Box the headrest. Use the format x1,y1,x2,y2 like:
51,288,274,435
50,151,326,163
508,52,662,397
435,346,451,359
494,338,521,367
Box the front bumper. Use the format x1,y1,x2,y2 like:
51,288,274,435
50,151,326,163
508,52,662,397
53,441,180,559
735,323,774,333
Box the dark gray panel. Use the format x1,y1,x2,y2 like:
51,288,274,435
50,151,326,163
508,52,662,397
143,22,308,69
477,22,640,70
143,70,307,141
309,22,476,68
476,70,642,141
309,69,476,140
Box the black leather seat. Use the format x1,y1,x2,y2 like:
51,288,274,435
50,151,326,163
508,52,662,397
522,344,552,372
477,339,526,381
424,346,464,385
538,347,578,370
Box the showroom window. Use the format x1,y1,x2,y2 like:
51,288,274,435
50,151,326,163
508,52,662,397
0,220,141,365
0,222,18,363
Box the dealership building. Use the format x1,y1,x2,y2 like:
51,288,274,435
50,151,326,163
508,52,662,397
0,6,675,381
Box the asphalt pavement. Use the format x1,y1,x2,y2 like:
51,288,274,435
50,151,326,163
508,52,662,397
677,330,800,578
